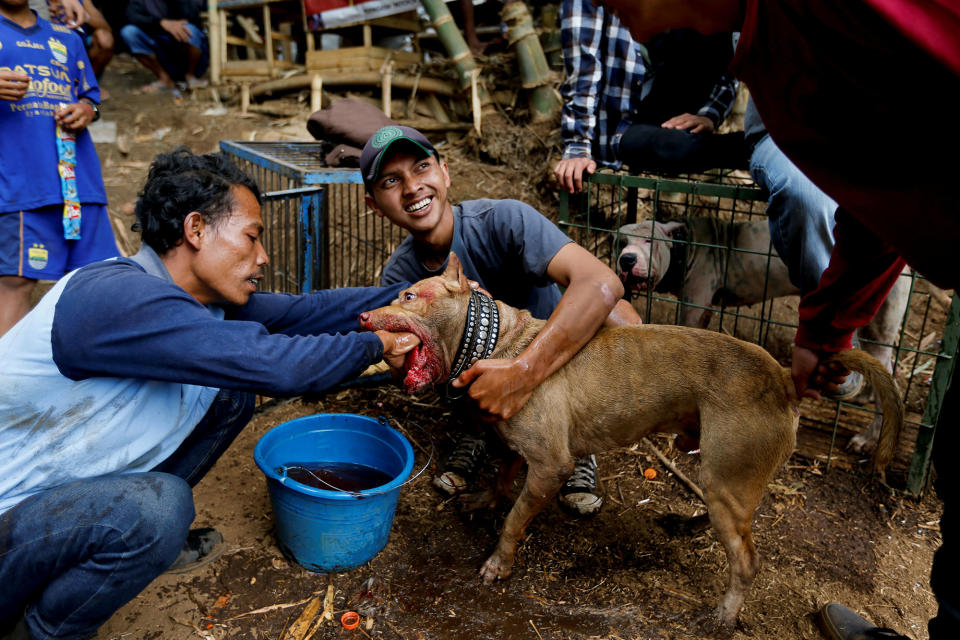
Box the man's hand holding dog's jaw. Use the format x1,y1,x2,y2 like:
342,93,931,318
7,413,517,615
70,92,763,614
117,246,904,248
375,330,420,372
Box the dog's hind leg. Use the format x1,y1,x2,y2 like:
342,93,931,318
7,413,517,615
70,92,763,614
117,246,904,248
479,457,573,584
698,481,763,635
697,411,795,634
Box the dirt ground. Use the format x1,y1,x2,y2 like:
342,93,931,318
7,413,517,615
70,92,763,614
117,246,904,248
88,56,943,640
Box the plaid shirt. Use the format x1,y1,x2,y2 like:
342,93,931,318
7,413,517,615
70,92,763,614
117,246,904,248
559,0,738,169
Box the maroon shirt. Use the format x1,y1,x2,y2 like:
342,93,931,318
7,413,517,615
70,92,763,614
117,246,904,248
731,0,960,351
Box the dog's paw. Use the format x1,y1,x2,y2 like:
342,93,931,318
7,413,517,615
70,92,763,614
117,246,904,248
846,416,881,456
479,553,513,584
846,431,878,456
692,607,737,639
458,489,497,512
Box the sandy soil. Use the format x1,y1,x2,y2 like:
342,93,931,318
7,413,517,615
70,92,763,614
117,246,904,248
86,55,943,640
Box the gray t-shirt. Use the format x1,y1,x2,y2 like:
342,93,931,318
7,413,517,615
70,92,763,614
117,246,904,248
380,199,571,320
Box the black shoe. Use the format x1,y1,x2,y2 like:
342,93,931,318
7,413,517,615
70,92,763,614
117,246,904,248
165,527,226,574
559,455,604,516
433,434,487,495
817,603,911,640
0,617,29,640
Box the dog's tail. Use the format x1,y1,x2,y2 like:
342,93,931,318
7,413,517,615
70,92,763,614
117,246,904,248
823,349,905,480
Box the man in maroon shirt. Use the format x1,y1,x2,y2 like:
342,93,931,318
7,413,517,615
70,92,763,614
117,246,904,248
601,1,960,639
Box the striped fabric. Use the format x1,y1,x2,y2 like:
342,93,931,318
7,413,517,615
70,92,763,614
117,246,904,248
559,0,738,169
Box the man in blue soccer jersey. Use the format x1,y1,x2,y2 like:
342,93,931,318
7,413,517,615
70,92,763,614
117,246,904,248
0,0,118,336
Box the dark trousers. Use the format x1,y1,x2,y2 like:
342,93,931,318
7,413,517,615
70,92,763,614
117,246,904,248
617,123,747,174
929,376,960,638
0,389,254,639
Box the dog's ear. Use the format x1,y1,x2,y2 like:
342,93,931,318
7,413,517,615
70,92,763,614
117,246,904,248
442,252,470,293
659,220,685,237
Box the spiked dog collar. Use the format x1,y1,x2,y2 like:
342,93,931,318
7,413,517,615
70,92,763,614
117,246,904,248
447,289,500,382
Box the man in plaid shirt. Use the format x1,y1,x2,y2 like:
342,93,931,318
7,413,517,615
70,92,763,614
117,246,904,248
554,0,743,193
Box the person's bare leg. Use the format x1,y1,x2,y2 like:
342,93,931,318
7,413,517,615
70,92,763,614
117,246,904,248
133,53,175,89
183,44,203,84
0,275,37,336
88,41,114,78
460,0,485,54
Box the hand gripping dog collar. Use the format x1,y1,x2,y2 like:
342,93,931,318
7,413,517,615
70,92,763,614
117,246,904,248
447,289,500,382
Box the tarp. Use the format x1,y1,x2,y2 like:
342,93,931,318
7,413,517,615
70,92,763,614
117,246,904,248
305,0,420,31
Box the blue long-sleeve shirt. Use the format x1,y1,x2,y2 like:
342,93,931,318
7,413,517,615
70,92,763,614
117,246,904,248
0,248,404,514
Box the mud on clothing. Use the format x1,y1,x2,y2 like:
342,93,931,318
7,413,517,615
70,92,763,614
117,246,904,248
379,198,572,319
0,246,404,515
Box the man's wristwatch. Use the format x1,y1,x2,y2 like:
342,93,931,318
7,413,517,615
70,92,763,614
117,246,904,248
80,98,100,122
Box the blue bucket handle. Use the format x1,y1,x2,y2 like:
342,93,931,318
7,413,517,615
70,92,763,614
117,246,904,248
275,418,434,497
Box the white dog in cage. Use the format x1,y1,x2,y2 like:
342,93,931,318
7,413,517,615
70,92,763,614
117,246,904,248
616,218,911,455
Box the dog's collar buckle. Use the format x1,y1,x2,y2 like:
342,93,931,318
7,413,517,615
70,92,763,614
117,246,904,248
447,289,500,382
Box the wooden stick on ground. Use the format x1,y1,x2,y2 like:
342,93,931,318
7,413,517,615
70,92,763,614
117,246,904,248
642,437,705,504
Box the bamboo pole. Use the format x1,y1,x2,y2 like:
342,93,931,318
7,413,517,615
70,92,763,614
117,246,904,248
538,3,563,70
396,119,472,131
262,5,275,76
207,0,221,85
240,82,250,113
501,0,560,121
382,60,394,118
310,74,322,113
425,93,450,123
249,72,458,98
419,0,493,110
301,0,315,53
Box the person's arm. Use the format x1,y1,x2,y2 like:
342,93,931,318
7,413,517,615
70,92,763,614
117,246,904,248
452,242,623,419
605,298,643,327
697,70,738,129
49,0,89,27
791,209,906,400
554,0,603,193
660,71,738,133
232,284,420,371
50,263,415,396
56,34,100,133
84,0,109,29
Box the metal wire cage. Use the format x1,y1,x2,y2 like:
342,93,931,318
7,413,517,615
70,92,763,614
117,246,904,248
559,170,959,496
220,141,407,292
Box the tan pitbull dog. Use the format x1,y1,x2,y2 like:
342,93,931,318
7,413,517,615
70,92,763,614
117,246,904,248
359,253,904,635
617,218,911,456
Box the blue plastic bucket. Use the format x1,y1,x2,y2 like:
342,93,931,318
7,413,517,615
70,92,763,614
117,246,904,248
254,413,414,572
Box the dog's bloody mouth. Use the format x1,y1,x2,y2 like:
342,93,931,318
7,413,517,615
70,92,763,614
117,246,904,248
360,311,447,393
402,344,438,392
